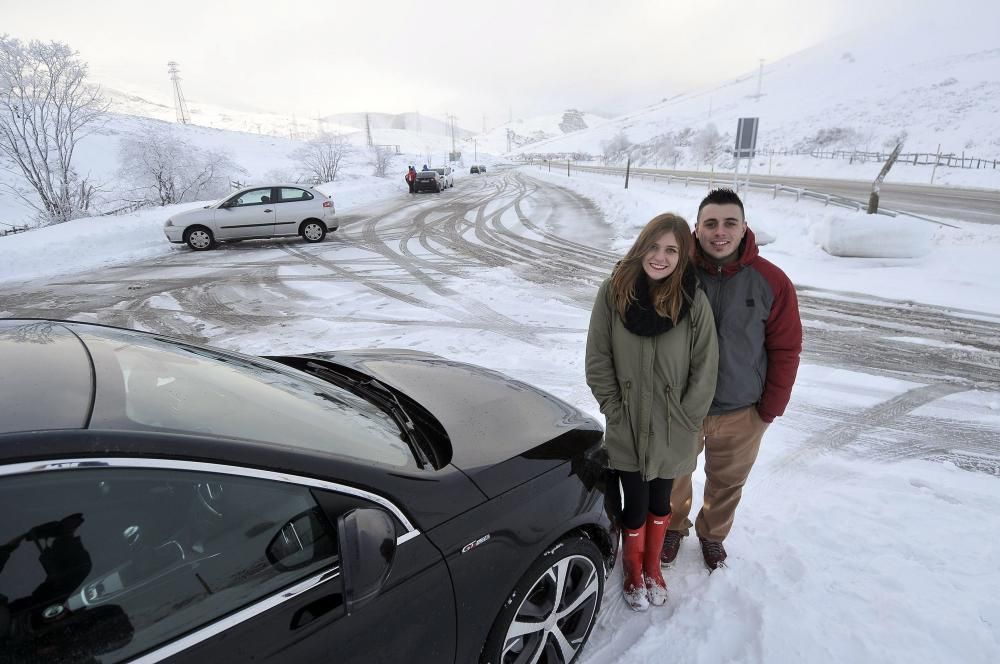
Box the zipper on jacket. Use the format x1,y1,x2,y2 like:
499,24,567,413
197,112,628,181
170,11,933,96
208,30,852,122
665,384,672,447
713,265,724,321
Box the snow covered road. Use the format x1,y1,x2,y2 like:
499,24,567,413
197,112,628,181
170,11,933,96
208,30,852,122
2,168,999,662
4,170,997,474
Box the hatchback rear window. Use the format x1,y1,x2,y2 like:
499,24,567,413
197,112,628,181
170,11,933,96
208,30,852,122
279,188,313,202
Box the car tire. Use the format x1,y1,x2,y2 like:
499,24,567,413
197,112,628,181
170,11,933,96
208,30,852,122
436,183,441,193
301,220,327,243
184,226,216,251
479,535,604,664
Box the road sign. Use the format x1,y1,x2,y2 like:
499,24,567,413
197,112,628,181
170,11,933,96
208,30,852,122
734,117,759,159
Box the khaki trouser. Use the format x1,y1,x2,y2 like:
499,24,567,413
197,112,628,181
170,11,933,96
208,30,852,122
669,406,769,542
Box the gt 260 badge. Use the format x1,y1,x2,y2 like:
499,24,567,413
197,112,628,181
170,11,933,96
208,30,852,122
461,534,491,554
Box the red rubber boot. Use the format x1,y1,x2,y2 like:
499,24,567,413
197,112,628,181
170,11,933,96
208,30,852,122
621,524,649,611
644,513,672,606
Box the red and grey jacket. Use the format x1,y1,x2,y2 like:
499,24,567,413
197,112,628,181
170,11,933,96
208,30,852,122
692,227,802,422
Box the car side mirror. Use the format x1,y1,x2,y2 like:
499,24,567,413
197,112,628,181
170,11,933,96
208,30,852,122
337,507,396,614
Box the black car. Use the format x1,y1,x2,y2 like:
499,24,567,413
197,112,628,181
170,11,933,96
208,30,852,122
0,320,615,664
470,165,480,174
414,170,443,193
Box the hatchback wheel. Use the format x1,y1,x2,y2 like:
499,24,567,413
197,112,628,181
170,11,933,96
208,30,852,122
184,226,215,251
301,221,327,243
480,536,604,664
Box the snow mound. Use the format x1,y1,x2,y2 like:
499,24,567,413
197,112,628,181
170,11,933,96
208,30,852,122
753,227,776,246
815,213,933,258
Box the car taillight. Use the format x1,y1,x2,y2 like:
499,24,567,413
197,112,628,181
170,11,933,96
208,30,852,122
323,200,333,208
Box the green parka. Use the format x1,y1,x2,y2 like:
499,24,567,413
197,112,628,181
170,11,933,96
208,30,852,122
585,275,719,480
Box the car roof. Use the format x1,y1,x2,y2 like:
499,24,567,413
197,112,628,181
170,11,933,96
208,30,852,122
234,184,327,194
0,320,94,433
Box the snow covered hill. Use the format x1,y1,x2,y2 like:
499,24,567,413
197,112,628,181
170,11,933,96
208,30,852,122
0,109,462,227
469,109,610,155
103,86,359,139
513,10,1000,167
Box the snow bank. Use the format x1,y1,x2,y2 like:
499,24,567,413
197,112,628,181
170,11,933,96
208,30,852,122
815,213,934,258
0,207,185,287
0,176,405,286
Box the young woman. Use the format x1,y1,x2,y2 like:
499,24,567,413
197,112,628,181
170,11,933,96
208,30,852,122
585,213,719,611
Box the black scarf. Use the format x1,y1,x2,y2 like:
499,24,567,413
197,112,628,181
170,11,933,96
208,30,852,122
622,266,698,337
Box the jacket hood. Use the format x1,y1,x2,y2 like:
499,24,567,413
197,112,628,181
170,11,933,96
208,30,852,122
692,226,760,274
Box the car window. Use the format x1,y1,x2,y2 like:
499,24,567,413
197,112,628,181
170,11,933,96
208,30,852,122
434,169,445,175
0,468,338,663
279,188,313,202
81,329,415,468
232,189,272,206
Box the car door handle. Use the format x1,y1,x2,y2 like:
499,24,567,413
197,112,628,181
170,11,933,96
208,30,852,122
291,592,343,629
264,209,273,213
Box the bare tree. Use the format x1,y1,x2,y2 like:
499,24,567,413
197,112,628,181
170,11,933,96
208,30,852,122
652,134,678,168
691,123,724,167
0,36,108,224
601,130,632,165
370,145,394,178
117,126,243,206
293,133,351,183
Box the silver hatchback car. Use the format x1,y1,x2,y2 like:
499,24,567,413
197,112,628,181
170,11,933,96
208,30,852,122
164,185,337,251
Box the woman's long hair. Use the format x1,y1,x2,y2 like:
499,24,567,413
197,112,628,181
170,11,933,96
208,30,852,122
610,213,693,321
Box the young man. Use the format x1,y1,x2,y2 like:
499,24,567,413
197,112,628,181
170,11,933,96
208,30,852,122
662,188,802,570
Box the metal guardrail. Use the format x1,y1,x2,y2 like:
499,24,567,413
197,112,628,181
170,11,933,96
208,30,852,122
101,201,155,216
763,148,998,170
0,221,30,237
531,162,959,228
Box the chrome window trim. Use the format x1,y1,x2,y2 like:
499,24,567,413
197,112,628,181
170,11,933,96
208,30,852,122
0,457,418,534
2,457,424,661
129,566,341,664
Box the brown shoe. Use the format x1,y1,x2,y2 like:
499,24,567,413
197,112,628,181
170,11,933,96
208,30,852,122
660,530,684,565
699,537,727,570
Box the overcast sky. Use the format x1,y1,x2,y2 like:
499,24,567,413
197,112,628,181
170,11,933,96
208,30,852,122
2,0,964,130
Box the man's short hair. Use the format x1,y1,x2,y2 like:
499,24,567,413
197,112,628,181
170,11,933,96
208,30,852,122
697,188,745,220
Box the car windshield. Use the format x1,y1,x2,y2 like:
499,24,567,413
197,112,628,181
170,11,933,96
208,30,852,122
434,168,445,175
81,328,415,468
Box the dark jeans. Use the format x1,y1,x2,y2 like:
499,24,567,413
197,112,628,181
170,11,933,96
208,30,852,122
407,180,415,193
618,471,673,530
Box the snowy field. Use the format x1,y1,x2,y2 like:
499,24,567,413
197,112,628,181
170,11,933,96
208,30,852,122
2,163,998,663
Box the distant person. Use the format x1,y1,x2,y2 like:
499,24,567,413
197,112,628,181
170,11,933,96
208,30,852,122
661,188,802,570
405,165,417,194
422,164,429,171
586,213,718,611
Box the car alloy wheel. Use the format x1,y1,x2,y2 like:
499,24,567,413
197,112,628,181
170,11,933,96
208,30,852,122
301,221,326,243
482,536,603,664
185,226,215,251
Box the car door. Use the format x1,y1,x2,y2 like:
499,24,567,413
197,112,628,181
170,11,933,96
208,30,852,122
0,461,456,663
274,187,317,238
216,187,276,240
